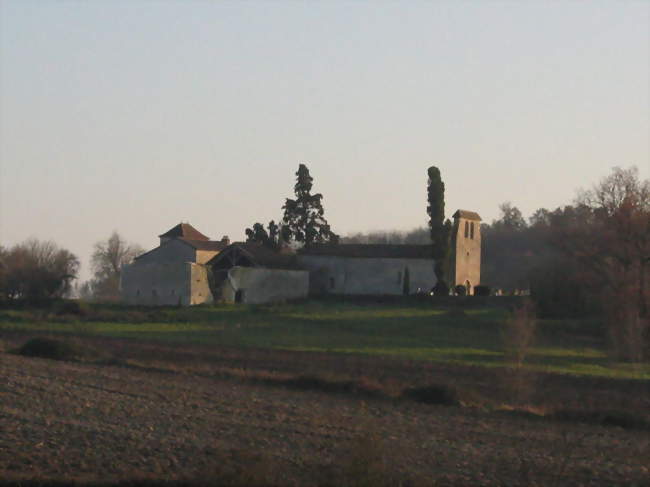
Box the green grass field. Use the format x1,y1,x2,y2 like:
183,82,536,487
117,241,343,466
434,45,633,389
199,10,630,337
1,300,648,380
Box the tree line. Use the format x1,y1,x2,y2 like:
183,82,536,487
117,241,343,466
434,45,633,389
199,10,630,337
0,232,142,304
342,166,649,360
482,167,648,319
2,164,647,358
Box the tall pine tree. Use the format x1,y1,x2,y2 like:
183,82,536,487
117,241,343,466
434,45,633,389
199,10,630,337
282,164,338,247
427,166,451,292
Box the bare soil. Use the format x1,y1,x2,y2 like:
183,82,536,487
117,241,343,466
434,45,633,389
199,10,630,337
1,333,648,486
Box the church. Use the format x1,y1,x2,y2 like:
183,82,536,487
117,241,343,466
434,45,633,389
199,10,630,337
121,210,481,305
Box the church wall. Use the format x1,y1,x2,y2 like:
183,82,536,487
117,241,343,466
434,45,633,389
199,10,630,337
218,267,309,304
297,256,437,295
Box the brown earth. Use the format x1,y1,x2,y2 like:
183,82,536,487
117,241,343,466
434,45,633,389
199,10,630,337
0,333,648,486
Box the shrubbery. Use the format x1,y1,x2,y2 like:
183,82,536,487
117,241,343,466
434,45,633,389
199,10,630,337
432,280,450,296
473,285,491,296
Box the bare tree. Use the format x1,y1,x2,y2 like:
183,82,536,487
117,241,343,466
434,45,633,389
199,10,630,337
87,232,143,301
0,239,79,301
558,166,650,360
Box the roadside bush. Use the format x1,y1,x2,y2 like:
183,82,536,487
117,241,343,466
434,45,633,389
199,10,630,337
474,285,491,296
402,384,460,406
432,280,449,296
18,337,89,361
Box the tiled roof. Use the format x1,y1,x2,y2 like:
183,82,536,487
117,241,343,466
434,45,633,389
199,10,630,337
133,238,228,261
452,210,482,221
158,223,210,241
299,244,433,259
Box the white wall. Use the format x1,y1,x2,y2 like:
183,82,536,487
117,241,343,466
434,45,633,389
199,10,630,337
121,261,191,305
219,267,309,304
297,256,437,295
121,261,214,306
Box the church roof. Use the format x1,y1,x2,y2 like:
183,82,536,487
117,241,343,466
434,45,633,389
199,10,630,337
452,210,482,221
300,244,433,260
159,223,210,241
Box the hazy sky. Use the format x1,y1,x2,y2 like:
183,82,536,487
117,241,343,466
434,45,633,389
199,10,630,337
1,0,648,281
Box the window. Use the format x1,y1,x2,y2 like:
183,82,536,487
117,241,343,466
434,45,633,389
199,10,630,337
464,221,469,238
470,222,475,239
329,277,335,290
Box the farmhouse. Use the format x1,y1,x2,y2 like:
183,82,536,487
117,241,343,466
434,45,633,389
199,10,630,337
121,223,230,306
121,211,482,305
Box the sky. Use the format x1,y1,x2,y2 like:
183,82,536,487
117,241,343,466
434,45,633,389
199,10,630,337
1,0,648,281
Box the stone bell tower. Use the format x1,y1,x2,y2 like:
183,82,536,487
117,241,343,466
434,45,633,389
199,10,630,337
450,210,482,295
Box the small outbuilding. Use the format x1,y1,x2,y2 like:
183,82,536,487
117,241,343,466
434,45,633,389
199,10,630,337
207,243,309,304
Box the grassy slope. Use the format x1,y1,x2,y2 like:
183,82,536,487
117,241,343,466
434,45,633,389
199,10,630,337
1,300,648,379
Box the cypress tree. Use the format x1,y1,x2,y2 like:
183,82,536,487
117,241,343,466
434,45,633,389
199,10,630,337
427,166,451,292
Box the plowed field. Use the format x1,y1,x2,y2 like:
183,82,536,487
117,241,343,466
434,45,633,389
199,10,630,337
1,334,648,486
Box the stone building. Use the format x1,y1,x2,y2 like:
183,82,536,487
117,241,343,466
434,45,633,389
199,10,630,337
207,243,309,304
121,223,230,305
297,244,437,295
122,208,482,305
450,210,482,295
